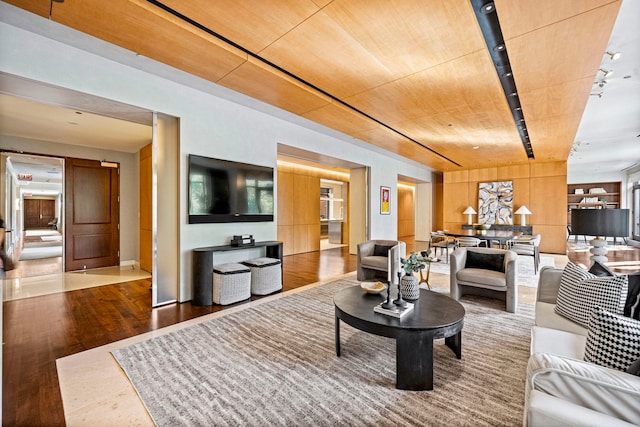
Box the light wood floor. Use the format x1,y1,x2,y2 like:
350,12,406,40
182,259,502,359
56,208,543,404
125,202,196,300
2,238,639,425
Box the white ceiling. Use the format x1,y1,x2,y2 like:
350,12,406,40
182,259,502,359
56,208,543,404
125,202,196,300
0,0,638,190
568,0,640,175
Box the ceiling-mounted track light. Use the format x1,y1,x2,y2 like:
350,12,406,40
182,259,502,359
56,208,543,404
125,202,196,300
606,51,621,61
471,0,534,159
599,68,613,77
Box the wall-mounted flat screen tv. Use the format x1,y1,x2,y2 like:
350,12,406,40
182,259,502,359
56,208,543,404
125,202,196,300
188,154,274,223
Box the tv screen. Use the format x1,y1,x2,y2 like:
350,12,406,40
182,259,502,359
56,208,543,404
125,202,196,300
188,154,274,223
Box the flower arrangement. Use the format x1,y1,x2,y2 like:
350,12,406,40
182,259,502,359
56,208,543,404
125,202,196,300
400,250,431,276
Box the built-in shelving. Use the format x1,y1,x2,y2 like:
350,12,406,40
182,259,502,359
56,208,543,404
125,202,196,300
567,182,621,223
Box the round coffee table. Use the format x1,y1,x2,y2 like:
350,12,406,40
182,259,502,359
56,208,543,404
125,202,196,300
334,285,465,390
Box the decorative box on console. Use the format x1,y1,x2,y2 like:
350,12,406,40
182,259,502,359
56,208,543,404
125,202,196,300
231,234,255,247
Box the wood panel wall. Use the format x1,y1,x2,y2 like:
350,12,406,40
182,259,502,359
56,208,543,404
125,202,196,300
443,161,567,254
139,143,152,272
277,163,350,256
397,186,415,238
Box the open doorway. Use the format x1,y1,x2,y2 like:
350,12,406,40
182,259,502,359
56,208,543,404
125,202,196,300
2,152,64,281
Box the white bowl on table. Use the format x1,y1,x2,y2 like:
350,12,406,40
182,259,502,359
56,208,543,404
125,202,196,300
360,281,387,294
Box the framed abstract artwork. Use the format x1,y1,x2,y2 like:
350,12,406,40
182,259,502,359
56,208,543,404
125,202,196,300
380,186,390,215
478,181,513,224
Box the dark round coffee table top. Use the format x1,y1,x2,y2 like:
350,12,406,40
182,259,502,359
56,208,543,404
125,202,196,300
334,285,465,333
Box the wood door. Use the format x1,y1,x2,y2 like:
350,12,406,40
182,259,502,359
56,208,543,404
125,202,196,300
23,199,56,228
65,158,120,271
23,199,41,229
40,199,55,225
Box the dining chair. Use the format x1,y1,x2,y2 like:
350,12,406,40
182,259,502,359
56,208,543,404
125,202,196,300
454,236,486,248
507,234,542,273
428,232,455,262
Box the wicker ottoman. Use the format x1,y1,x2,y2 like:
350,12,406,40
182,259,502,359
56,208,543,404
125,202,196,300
243,257,282,295
212,263,251,305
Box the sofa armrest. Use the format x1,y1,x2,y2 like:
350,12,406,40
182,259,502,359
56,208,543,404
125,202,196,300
526,353,640,425
527,390,640,427
536,266,564,304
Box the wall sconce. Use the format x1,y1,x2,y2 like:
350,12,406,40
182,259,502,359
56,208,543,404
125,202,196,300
463,206,477,225
515,206,532,226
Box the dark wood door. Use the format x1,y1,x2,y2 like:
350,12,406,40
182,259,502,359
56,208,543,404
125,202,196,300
23,199,41,228
65,158,120,271
23,199,56,228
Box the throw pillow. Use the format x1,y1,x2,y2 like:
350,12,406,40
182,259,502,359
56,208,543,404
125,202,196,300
625,273,640,320
373,244,392,257
555,262,628,328
464,251,505,273
584,307,640,372
588,260,616,277
627,357,640,376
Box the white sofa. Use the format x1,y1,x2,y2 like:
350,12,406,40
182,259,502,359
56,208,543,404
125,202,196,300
524,266,640,426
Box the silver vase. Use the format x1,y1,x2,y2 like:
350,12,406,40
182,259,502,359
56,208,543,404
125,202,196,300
400,274,420,301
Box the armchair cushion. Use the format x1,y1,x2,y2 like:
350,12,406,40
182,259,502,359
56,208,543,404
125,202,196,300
584,307,640,372
555,262,628,328
464,251,505,273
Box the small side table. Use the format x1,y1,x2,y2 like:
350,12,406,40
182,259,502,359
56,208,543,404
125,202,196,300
418,259,440,290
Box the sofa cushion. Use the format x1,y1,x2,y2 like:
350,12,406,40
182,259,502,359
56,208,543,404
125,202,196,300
555,262,628,328
584,307,640,372
465,250,505,273
535,302,589,336
373,244,392,257
530,326,586,359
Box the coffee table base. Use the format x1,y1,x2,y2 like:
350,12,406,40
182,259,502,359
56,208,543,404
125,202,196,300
335,316,462,391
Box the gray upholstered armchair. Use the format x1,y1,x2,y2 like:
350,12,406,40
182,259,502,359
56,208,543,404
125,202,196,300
357,240,406,285
450,247,518,312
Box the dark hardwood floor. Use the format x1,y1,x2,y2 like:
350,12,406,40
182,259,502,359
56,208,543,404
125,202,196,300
2,240,639,426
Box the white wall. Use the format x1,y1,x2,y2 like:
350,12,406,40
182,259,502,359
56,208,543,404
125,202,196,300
0,6,434,301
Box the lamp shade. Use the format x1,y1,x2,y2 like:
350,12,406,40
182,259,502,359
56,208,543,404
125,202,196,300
515,206,531,215
463,206,476,225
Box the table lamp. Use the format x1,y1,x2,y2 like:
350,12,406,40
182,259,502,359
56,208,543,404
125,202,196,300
463,206,476,225
515,206,531,226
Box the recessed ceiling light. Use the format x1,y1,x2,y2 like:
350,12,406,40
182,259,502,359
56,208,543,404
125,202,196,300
494,44,505,52
480,2,495,14
75,111,83,115
67,122,79,125
472,146,480,150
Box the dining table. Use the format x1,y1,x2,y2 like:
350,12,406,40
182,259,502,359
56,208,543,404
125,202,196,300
444,228,523,248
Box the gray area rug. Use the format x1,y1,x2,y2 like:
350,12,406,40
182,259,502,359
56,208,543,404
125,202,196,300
112,278,534,426
429,255,554,287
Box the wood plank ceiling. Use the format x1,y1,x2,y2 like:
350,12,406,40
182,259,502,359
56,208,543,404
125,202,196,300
7,0,621,171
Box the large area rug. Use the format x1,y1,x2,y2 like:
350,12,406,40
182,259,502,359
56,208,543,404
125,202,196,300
112,278,534,426
429,255,554,287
